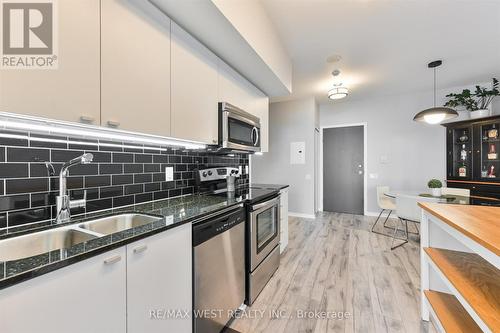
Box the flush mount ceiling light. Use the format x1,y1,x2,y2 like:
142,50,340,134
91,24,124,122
328,69,349,100
413,60,458,124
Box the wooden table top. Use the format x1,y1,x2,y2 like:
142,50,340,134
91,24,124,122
418,203,500,256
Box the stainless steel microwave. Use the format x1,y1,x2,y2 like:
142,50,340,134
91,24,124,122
218,102,261,153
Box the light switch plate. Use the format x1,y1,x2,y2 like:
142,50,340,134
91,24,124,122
165,167,174,181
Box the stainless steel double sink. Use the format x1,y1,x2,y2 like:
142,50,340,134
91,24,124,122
0,213,162,262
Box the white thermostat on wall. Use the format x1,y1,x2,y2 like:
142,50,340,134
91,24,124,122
290,141,305,165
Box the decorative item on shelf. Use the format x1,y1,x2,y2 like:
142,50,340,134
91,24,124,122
427,179,443,197
488,124,498,139
444,78,499,119
488,143,497,160
460,144,467,161
458,163,467,177
413,60,458,124
481,165,488,178
488,165,496,178
483,130,489,141
458,130,469,143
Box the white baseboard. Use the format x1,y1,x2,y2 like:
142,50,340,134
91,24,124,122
364,211,382,217
288,212,316,219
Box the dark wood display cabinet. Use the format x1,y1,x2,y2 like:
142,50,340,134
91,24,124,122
443,115,500,199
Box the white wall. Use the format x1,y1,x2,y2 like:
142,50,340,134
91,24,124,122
320,83,497,214
251,97,317,216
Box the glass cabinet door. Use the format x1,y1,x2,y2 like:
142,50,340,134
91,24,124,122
478,121,500,180
448,126,473,179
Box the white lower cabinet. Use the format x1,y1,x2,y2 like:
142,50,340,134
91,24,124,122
0,247,127,333
126,223,192,333
0,224,192,333
280,188,289,253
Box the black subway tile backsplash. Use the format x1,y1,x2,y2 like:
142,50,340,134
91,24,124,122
7,147,49,162
112,152,133,163
0,194,30,212
125,184,143,195
0,129,249,229
124,163,143,174
100,186,123,198
0,163,29,178
6,178,49,194
8,207,51,227
85,175,111,188
99,164,123,175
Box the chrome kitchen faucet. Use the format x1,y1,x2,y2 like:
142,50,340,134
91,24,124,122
55,153,93,223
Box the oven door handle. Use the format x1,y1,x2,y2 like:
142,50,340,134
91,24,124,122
252,197,280,211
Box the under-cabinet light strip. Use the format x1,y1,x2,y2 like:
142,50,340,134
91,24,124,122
0,112,207,150
0,133,169,152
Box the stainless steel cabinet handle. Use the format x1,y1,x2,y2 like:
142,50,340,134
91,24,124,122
79,115,95,124
133,245,148,254
107,120,120,128
104,255,122,265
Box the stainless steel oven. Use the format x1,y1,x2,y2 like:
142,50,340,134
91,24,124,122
219,102,261,153
247,195,280,304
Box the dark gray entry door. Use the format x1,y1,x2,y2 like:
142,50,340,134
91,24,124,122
323,126,364,214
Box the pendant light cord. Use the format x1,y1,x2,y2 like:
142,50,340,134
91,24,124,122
433,68,436,107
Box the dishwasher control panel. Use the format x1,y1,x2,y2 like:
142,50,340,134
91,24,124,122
192,207,246,247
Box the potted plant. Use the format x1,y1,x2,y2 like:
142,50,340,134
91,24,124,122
428,179,443,197
444,78,499,119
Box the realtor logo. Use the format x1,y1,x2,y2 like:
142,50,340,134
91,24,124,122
1,0,58,69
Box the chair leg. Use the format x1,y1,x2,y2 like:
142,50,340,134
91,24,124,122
371,209,385,232
382,210,392,227
391,218,409,250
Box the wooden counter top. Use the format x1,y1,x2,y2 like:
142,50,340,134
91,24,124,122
418,203,500,256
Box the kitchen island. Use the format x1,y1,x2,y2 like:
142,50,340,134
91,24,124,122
419,203,500,333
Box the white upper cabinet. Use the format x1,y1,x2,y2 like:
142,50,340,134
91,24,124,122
101,0,171,136
218,60,269,152
0,247,127,333
218,60,255,112
254,92,269,152
171,22,219,145
0,0,100,124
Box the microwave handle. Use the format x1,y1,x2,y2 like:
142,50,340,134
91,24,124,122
252,127,259,146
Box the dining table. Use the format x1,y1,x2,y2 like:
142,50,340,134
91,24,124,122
384,190,500,206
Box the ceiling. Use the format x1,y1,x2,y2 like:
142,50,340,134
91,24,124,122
261,0,500,105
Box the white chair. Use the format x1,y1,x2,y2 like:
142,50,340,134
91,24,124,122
391,195,437,250
371,186,396,232
441,187,470,197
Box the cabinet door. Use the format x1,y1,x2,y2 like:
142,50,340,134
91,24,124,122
218,60,255,111
127,223,192,333
0,0,100,124
0,247,126,333
218,61,269,152
171,22,219,144
101,0,171,136
254,92,269,153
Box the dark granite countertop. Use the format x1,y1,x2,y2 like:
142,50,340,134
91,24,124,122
250,183,290,190
0,193,245,290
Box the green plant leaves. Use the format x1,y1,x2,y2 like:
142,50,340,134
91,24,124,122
443,78,499,111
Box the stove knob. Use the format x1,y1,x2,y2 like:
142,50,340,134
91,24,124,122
202,172,207,177
208,171,213,176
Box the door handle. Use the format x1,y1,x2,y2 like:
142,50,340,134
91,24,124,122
133,245,148,254
104,255,122,265
107,120,120,128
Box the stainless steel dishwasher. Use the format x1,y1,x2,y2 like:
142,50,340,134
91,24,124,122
193,206,246,333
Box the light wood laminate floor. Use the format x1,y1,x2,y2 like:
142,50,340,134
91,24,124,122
229,212,437,333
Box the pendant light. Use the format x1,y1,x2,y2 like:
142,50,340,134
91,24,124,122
413,60,458,124
328,69,349,100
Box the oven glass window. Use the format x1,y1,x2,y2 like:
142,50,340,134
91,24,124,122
256,206,277,252
228,118,255,146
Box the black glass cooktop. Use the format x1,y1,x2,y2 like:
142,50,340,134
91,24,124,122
208,186,278,204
